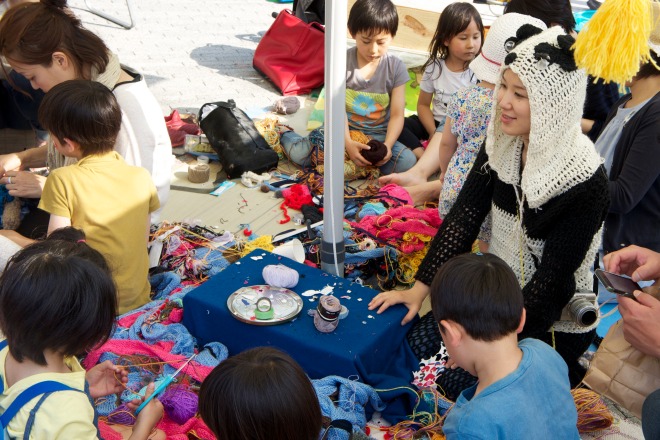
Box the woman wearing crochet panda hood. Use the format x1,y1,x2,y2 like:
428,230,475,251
370,25,609,389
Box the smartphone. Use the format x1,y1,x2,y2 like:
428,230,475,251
595,269,641,300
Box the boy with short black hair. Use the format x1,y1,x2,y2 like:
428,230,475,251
280,0,416,175
433,253,579,439
37,80,159,314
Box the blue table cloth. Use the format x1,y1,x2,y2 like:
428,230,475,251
183,250,421,422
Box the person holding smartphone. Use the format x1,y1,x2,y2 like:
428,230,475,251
603,245,660,440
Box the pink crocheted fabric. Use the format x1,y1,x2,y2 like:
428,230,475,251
378,183,413,207
350,206,441,253
99,415,215,440
83,340,213,383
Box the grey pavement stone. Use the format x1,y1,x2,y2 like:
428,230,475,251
68,0,289,113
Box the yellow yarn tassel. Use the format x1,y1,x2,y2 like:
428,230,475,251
573,0,654,86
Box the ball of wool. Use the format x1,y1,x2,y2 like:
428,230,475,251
262,264,299,288
273,96,301,115
362,140,388,165
159,388,199,425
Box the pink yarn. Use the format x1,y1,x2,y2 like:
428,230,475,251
83,340,212,383
157,415,215,440
165,308,184,323
350,206,442,254
378,183,413,206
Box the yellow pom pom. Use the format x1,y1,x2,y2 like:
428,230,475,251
574,0,654,85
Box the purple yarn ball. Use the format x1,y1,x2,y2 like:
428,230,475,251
159,388,199,425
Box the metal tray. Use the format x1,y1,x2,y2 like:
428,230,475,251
227,285,303,326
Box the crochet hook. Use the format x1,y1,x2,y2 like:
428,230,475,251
135,353,196,414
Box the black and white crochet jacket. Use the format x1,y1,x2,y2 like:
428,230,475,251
416,144,610,340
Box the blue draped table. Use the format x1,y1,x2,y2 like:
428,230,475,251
182,250,421,421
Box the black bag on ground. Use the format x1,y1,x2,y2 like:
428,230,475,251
199,100,278,179
293,0,325,24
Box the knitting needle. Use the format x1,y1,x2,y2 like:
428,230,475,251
135,353,196,414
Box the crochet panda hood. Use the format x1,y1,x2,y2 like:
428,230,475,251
485,25,602,209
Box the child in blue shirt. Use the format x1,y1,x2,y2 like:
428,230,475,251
432,253,579,439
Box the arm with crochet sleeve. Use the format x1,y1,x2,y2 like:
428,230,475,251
519,170,609,339
415,144,495,286
608,100,660,214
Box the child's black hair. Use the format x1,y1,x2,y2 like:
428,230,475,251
423,2,484,79
347,0,398,38
431,253,523,341
199,346,322,440
636,50,660,79
504,0,576,33
0,227,117,365
38,79,121,157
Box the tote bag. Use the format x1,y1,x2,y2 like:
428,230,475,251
583,319,660,418
253,9,324,96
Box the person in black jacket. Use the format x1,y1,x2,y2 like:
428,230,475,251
595,49,660,254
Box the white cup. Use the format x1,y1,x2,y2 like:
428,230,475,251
272,238,305,263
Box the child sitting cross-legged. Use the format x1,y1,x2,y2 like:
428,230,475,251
0,229,163,439
2,80,161,314
280,0,417,175
434,253,580,439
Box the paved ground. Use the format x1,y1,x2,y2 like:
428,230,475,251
68,0,291,115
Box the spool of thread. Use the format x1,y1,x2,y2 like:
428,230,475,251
188,163,210,183
159,388,199,425
314,295,341,333
197,155,210,164
262,264,299,288
339,305,349,320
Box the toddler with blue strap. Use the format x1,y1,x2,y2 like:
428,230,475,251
0,228,163,439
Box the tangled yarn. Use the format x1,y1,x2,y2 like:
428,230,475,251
254,117,283,158
309,128,380,181
572,388,613,433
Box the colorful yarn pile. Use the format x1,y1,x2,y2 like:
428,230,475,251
262,264,299,288
309,127,381,182
396,243,431,285
351,206,441,254
254,117,284,158
382,387,453,440
571,388,614,433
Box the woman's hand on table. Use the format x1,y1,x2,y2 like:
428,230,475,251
1,170,46,198
368,281,430,325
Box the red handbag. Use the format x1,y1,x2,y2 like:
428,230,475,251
253,9,324,96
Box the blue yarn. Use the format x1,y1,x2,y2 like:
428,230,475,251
149,272,181,300
193,247,231,277
358,202,386,218
312,376,385,439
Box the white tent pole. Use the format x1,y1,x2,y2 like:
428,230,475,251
320,0,347,276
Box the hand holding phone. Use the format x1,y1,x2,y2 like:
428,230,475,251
595,269,641,300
